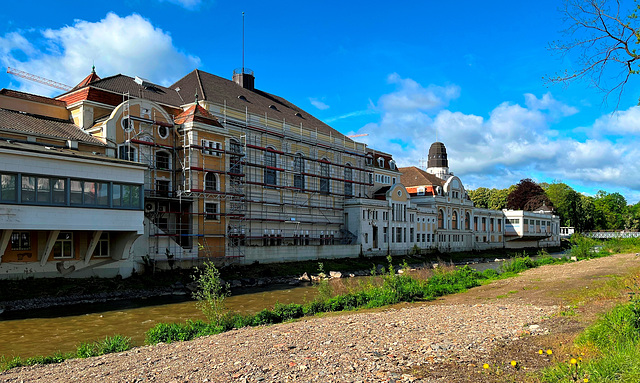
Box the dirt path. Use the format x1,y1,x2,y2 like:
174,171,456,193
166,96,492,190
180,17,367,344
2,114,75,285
2,253,639,383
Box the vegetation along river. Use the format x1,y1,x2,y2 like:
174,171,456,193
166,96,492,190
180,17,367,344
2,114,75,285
0,255,562,360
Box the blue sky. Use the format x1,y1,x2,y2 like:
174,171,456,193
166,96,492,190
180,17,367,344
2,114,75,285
2,0,640,203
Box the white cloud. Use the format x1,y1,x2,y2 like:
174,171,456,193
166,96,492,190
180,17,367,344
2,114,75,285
591,106,640,135
379,73,460,112
309,98,330,110
158,0,208,10
0,13,200,96
354,75,640,201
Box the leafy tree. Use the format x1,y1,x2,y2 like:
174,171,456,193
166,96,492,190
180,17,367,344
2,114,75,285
468,187,490,208
488,188,510,210
547,0,640,103
579,195,597,231
507,179,553,211
544,182,582,227
593,190,627,230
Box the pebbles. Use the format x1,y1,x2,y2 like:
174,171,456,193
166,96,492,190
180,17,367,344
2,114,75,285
1,302,555,382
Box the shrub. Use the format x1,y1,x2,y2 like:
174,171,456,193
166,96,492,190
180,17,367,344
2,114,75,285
192,261,229,325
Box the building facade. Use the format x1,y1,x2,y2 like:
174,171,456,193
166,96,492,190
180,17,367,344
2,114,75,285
0,68,560,278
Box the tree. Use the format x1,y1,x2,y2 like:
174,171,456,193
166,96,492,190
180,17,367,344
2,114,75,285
488,188,510,210
468,187,489,208
593,190,628,229
544,182,582,227
507,179,553,211
547,0,640,103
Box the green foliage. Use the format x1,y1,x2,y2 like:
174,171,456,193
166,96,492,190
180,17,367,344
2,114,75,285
541,298,640,382
468,187,510,210
569,233,606,259
192,260,229,325
76,335,132,358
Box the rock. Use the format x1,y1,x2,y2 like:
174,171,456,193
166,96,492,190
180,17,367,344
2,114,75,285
230,280,243,288
329,271,342,279
299,272,310,282
570,256,578,261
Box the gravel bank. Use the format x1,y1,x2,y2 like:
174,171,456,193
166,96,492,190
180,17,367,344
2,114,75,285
0,302,555,382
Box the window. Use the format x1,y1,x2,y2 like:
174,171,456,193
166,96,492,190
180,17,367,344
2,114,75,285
389,160,396,170
396,227,402,243
96,182,109,206
93,232,109,257
383,227,388,243
417,187,425,196
201,139,222,156
293,154,305,190
410,228,414,242
452,211,458,230
121,117,133,132
157,125,169,139
366,155,373,166
438,209,444,229
53,179,66,204
498,219,502,232
1,174,17,201
118,145,137,161
320,160,330,195
474,217,478,231
264,150,277,185
377,157,384,167
156,180,170,196
112,184,141,209
83,181,96,205
21,176,35,202
490,218,494,232
465,212,471,230
482,217,487,231
229,139,242,154
205,173,217,191
156,151,170,170
344,165,353,197
10,231,30,251
53,232,73,259
205,202,219,220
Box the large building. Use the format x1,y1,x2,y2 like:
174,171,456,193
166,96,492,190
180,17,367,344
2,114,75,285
0,67,559,278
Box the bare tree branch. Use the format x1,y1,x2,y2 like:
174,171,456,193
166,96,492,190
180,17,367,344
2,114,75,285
546,0,640,107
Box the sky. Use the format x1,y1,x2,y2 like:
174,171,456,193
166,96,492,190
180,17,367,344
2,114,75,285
1,0,640,203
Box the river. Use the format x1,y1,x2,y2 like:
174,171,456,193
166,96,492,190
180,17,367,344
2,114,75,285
0,254,565,359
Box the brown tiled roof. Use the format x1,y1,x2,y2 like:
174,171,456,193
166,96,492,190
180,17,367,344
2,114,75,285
0,89,67,107
174,104,223,127
57,74,185,107
399,166,445,187
171,69,351,140
0,108,104,145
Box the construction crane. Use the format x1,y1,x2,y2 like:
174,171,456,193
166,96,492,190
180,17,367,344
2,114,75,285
6,67,72,91
347,133,369,138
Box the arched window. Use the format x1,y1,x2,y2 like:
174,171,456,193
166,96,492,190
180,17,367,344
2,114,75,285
344,164,353,197
293,153,305,190
438,209,444,229
156,151,170,170
465,212,471,230
264,150,277,185
452,211,458,230
205,172,217,191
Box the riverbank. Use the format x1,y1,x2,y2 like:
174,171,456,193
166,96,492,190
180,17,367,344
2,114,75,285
2,252,636,382
0,249,556,314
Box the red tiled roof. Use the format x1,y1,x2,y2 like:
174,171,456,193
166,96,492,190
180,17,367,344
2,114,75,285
174,103,223,127
73,69,101,90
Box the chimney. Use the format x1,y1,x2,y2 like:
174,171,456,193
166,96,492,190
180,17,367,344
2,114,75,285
233,68,255,91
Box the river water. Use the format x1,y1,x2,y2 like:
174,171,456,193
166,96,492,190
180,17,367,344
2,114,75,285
0,254,564,359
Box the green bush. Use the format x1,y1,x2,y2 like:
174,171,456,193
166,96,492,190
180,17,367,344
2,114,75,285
192,261,229,325
76,335,132,358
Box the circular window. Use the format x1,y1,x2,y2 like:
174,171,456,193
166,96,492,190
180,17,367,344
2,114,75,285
121,117,133,132
158,125,169,139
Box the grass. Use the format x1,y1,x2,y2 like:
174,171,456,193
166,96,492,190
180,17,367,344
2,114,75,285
539,299,640,382
143,254,568,345
0,335,131,371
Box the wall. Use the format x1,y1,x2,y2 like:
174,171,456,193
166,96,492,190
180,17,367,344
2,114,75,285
241,244,360,264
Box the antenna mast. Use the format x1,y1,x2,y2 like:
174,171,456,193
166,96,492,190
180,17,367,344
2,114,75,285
242,12,245,73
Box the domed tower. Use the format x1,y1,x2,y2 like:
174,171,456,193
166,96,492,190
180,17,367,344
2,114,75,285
427,142,450,180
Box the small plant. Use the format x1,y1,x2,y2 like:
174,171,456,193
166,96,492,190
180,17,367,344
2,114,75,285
76,335,131,358
192,260,229,325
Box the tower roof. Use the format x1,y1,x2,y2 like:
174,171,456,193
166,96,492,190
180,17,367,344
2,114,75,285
428,141,448,169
